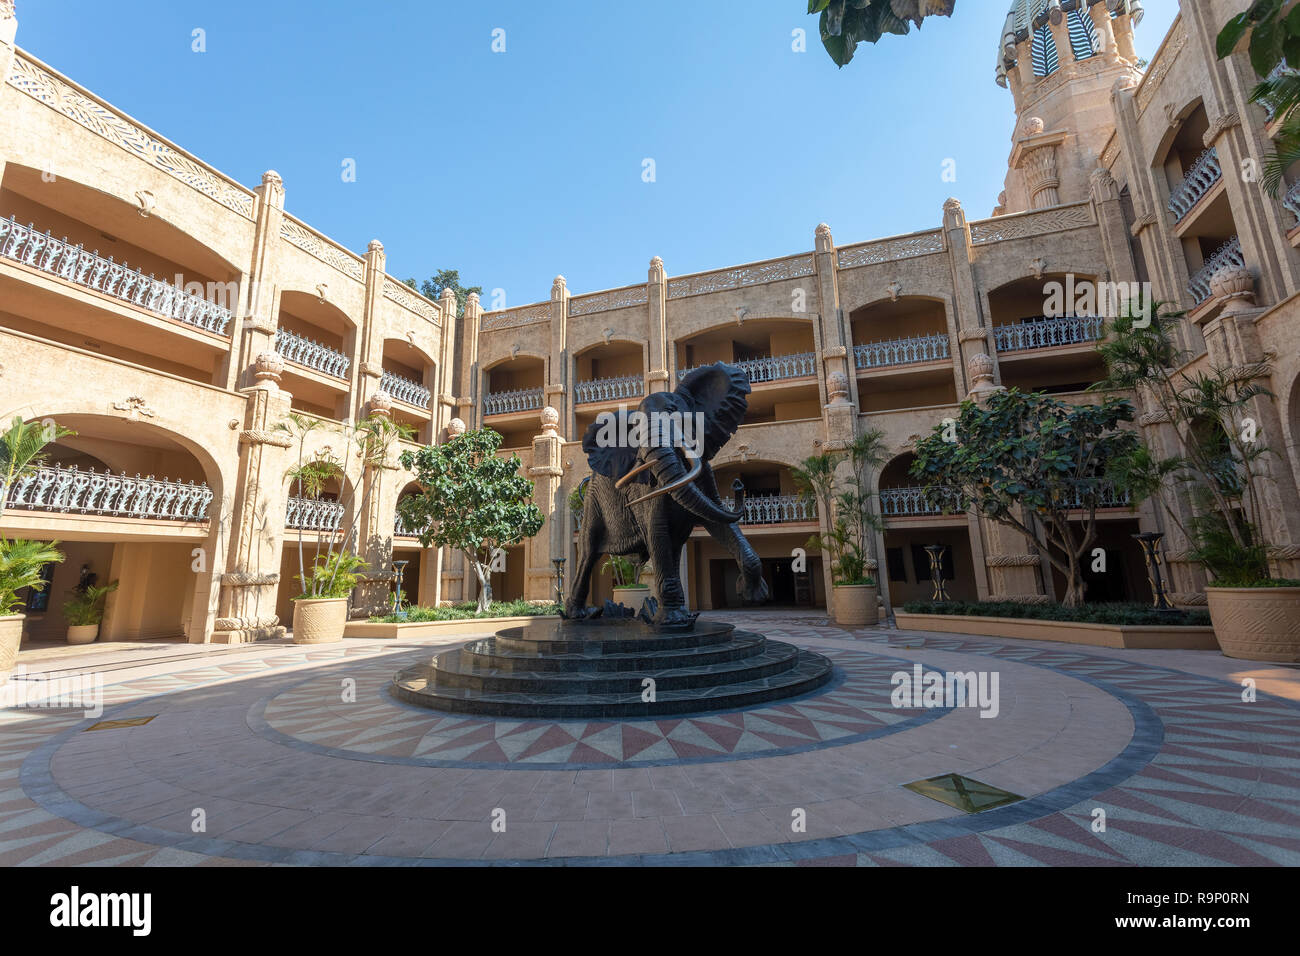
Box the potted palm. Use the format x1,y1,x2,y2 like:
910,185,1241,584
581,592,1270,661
61,580,118,645
278,411,410,643
603,554,649,608
0,538,64,681
1096,298,1300,661
794,430,887,627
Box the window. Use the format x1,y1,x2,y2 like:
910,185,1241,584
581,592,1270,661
1032,24,1059,77
1067,8,1099,61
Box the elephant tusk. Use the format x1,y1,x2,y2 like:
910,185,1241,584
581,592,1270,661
615,459,657,490
628,446,701,507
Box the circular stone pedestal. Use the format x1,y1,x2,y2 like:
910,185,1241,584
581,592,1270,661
390,618,835,719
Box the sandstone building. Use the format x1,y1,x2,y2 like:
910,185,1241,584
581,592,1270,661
2,0,1298,642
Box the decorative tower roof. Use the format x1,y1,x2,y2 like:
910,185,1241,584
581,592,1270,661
997,0,1143,87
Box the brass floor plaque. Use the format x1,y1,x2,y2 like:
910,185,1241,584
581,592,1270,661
903,773,1025,813
84,715,157,732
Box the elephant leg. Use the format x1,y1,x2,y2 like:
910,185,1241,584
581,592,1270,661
705,519,770,604
564,508,603,616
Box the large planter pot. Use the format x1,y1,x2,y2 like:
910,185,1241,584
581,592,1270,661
0,614,24,685
612,587,651,612
833,584,878,628
1206,586,1300,662
66,624,98,645
291,597,348,645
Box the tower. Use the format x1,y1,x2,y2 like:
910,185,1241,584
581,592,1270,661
993,0,1144,215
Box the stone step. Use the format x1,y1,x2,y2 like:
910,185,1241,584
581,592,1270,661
492,619,735,656
422,641,801,696
390,646,834,719
459,632,769,673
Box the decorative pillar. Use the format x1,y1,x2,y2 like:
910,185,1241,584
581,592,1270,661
457,292,482,429
0,3,18,188
440,417,469,603
548,275,570,438
352,390,400,618
233,170,286,390
1090,167,1139,287
353,239,387,422
530,406,565,601
211,351,294,643
647,256,671,392
1011,117,1065,211
437,286,458,438
1089,0,1118,56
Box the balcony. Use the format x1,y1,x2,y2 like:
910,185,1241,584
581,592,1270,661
1284,181,1300,226
394,511,433,539
575,374,644,405
381,370,430,409
679,351,817,385
739,495,816,526
1167,147,1222,222
993,315,1104,353
1061,483,1132,510
274,328,351,380
1262,63,1297,120
483,386,544,417
1188,237,1244,305
879,486,966,518
854,332,950,371
285,496,344,532
0,215,233,335
5,464,214,522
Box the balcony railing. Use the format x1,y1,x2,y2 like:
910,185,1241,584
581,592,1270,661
575,374,644,405
993,314,1104,353
879,486,966,517
275,328,350,379
1284,180,1300,225
483,386,544,416
0,216,233,335
381,370,431,409
854,332,950,371
1262,62,1297,119
679,351,817,385
5,464,214,522
1060,483,1132,509
1167,147,1222,222
285,496,346,532
739,495,816,525
1188,237,1244,305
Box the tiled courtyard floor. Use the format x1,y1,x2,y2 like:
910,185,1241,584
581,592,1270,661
2,611,1298,866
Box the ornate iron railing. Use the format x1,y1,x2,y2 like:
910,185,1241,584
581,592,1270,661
1262,62,1297,119
0,215,233,335
274,328,350,379
854,332,950,370
1284,180,1300,224
1167,147,1222,222
993,314,1104,353
285,496,345,532
1188,237,1244,305
1060,483,1132,509
394,510,430,538
575,374,644,405
679,351,817,385
739,495,816,525
381,370,430,409
483,386,544,416
879,486,966,517
5,464,214,522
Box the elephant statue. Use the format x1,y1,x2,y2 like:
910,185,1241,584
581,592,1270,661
563,362,770,629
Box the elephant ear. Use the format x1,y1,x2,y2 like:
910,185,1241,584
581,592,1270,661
582,410,639,479
675,362,751,462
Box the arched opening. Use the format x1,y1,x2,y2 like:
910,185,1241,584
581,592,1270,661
674,319,819,426
483,355,545,449
987,273,1108,393
380,337,435,441
276,459,357,625
276,291,356,420
2,413,218,645
849,296,955,411
573,341,645,437
0,164,239,386
391,480,429,608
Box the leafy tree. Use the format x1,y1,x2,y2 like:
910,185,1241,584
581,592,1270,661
1217,0,1300,195
911,389,1140,607
403,269,483,319
793,430,888,585
808,0,955,68
398,429,544,614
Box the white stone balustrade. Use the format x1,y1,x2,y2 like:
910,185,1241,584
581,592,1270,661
679,351,817,385
854,332,950,370
993,314,1104,353
739,495,816,525
0,215,233,335
274,328,351,379
394,511,431,538
574,374,645,405
1167,147,1222,222
879,486,965,517
483,387,544,416
1188,237,1244,304
285,495,345,532
5,464,214,522
380,370,431,409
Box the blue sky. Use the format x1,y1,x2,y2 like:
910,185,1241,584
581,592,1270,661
14,0,1179,307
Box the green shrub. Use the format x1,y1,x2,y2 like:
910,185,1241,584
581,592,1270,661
0,538,64,614
62,580,119,626
901,600,1211,627
370,599,559,623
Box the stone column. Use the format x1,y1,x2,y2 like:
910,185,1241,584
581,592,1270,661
351,391,401,618
1113,10,1139,63
647,256,671,393
440,417,468,603
547,276,571,439
944,199,992,396
211,352,294,643
354,239,388,423
1090,166,1139,287
530,406,565,602
234,171,286,390
436,286,458,439
1089,0,1117,57
457,292,482,429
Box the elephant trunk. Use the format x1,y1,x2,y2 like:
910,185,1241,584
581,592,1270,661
643,445,744,525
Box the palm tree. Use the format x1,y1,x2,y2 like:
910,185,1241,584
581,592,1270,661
0,416,74,517
0,538,64,614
